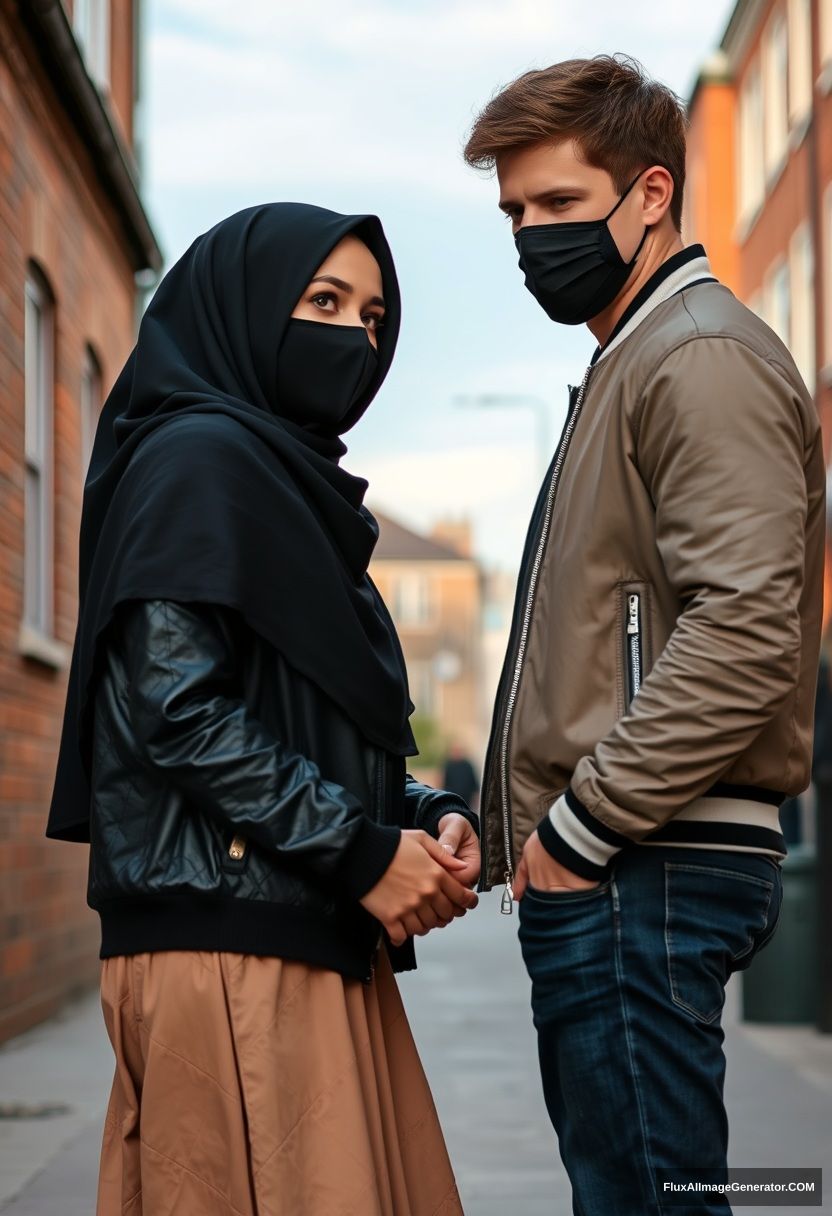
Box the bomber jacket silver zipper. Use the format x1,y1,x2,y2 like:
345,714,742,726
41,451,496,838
495,362,595,915
626,592,642,705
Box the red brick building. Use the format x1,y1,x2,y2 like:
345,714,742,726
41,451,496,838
0,0,160,1041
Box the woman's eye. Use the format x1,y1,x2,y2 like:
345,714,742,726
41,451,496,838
363,314,384,332
311,292,336,310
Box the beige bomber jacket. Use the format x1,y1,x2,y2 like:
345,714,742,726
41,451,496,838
479,246,826,893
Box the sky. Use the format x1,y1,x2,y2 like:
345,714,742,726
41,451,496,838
142,0,735,573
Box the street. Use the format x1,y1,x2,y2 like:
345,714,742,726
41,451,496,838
1,889,830,1214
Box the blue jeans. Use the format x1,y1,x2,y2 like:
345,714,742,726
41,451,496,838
517,845,783,1216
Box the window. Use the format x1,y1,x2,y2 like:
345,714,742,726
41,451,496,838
73,0,110,89
787,0,812,125
392,572,433,627
765,258,791,346
746,290,766,322
80,344,102,486
23,265,55,636
738,63,765,225
408,661,436,717
822,0,832,70
763,12,789,177
789,223,815,393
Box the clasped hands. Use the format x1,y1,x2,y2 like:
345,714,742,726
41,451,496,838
360,813,480,947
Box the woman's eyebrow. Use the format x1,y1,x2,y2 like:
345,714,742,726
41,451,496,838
311,274,352,293
310,275,385,309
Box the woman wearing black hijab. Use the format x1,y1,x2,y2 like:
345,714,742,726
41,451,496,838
46,203,479,1215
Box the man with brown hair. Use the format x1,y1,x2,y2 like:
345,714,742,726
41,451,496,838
465,54,825,1214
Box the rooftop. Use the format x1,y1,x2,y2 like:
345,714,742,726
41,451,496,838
371,509,470,562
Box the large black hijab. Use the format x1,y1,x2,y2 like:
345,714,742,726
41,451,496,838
46,203,417,843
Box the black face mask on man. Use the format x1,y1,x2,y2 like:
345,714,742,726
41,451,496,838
514,169,651,326
274,318,377,433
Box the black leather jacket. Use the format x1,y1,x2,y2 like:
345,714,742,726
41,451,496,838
87,597,478,981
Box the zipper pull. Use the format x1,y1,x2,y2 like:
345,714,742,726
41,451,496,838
228,833,247,860
365,928,384,984
500,870,514,915
627,594,640,635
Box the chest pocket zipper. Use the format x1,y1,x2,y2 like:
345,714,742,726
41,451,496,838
626,592,643,707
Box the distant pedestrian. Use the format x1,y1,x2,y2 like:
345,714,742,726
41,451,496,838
442,743,481,811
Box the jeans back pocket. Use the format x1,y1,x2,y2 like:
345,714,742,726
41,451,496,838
665,859,779,1025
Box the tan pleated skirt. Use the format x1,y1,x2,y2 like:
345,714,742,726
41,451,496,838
96,945,463,1216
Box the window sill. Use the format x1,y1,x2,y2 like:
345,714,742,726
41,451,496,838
734,201,763,245
787,113,810,152
18,622,71,670
764,152,788,196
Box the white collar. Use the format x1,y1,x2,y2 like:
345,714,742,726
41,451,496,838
594,254,717,366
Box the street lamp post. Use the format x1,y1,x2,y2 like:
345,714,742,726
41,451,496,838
454,393,553,481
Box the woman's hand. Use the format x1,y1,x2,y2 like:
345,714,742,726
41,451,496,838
437,812,481,888
359,830,479,947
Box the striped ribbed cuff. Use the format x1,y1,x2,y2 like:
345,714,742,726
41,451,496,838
536,787,631,881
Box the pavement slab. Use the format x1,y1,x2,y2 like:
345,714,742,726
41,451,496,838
0,889,829,1215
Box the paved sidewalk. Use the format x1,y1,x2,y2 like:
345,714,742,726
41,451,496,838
0,890,830,1214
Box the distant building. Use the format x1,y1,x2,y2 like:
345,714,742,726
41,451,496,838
369,511,486,771
0,1,161,1041
480,566,517,726
686,0,832,448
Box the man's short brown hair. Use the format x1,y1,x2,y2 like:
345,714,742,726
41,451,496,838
463,54,688,232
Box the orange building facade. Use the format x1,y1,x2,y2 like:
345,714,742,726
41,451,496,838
687,0,832,448
0,0,160,1041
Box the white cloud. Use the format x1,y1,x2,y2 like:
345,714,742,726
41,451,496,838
147,0,733,196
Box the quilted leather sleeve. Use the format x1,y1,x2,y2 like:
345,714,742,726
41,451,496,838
115,597,401,900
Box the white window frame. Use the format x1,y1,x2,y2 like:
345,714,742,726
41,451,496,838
747,289,766,322
737,61,765,228
80,343,102,488
393,572,434,628
787,0,813,127
763,10,789,180
765,257,792,348
788,223,816,394
73,0,111,90
821,0,832,71
23,265,55,637
408,660,436,718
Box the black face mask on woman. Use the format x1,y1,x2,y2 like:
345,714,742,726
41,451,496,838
514,169,651,326
275,318,378,434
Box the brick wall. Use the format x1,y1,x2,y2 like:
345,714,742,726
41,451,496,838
0,10,139,1042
